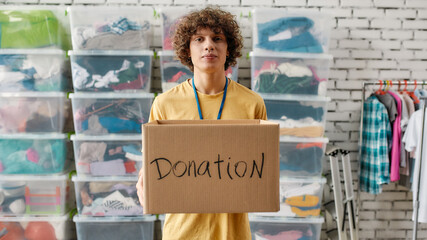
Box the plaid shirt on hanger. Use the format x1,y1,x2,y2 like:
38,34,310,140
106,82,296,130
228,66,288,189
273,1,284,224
360,95,392,194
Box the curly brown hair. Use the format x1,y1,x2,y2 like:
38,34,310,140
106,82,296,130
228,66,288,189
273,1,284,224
172,6,243,72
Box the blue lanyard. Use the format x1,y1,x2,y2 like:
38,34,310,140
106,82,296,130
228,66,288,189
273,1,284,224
192,77,228,120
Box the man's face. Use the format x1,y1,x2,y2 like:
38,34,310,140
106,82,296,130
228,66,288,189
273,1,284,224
189,27,228,74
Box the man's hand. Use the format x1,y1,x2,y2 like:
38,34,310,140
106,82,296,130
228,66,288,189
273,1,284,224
136,169,144,207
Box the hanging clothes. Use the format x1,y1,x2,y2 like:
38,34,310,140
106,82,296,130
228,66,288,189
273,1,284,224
388,91,402,181
360,95,392,194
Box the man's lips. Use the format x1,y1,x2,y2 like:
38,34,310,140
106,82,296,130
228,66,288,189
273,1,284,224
203,54,217,58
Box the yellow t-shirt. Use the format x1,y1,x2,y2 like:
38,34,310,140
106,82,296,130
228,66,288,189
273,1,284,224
149,79,267,240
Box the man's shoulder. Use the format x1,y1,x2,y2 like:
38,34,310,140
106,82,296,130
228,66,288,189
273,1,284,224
155,81,191,103
231,80,265,104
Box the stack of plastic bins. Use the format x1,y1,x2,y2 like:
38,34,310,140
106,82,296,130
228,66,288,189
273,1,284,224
158,7,240,93
0,6,75,240
67,5,155,239
250,8,332,240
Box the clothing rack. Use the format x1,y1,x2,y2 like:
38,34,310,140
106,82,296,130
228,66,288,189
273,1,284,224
359,80,425,240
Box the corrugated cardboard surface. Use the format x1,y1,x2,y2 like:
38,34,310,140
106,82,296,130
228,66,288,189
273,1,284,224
143,120,279,214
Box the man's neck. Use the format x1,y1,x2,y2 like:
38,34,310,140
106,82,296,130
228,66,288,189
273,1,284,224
192,70,227,95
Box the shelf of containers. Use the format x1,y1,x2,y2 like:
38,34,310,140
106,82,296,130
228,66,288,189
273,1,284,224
67,5,156,239
0,6,75,240
250,8,333,240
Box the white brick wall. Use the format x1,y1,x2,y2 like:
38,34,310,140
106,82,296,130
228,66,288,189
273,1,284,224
4,0,427,239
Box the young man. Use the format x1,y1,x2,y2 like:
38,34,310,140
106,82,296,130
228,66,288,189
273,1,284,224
137,7,266,239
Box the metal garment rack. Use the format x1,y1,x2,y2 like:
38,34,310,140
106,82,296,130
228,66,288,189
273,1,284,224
359,81,425,240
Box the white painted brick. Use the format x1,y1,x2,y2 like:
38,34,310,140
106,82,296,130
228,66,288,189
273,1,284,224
399,60,427,69
339,40,369,49
411,71,427,79
341,0,373,7
350,131,361,140
328,90,351,99
385,9,417,18
406,0,427,8
414,51,427,59
107,0,137,3
325,132,349,141
367,60,397,69
207,0,239,5
330,49,350,58
174,0,206,4
359,220,388,229
376,211,407,219
374,0,405,8
325,111,351,121
325,122,335,132
382,30,413,40
40,0,71,3
389,220,415,229
329,39,338,49
383,50,414,59
419,10,427,19
353,8,384,18
371,40,401,50
358,230,375,239
331,29,349,39
329,70,347,79
359,210,375,219
335,122,360,131
371,19,402,29
328,79,336,89
328,101,337,111
376,192,407,200
415,31,427,39
335,59,366,68
360,192,376,200
403,40,427,49
380,70,410,79
336,80,364,89
241,0,272,6
338,19,369,28
274,0,306,6
338,142,358,150
307,0,338,7
6,0,37,2
351,90,362,100
376,230,407,238
363,201,392,210
352,50,382,59
393,201,413,210
320,8,352,18
337,101,360,111
403,20,427,29
350,29,381,39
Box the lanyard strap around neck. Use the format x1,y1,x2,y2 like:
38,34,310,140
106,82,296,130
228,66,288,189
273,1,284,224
192,77,228,120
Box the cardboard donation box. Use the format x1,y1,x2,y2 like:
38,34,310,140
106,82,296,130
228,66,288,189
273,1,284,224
142,119,280,214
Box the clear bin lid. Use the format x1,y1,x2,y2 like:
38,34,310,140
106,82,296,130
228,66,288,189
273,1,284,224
0,49,65,55
0,92,66,98
0,214,69,222
0,172,69,181
68,50,154,56
249,216,324,224
73,215,156,223
250,51,333,60
259,93,330,102
279,136,329,143
71,134,141,141
279,177,326,184
72,175,138,182
0,133,67,140
69,92,154,99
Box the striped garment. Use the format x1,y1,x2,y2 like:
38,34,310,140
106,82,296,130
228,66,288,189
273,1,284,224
360,95,392,194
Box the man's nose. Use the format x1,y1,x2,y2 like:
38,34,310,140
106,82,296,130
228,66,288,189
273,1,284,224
204,38,215,51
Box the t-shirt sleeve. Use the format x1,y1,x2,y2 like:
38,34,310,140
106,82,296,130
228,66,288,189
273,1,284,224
403,111,419,152
257,100,267,121
149,98,165,122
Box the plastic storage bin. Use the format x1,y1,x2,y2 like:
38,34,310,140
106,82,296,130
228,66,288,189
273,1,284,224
0,8,68,49
67,6,153,50
69,50,153,92
0,133,68,174
253,177,326,218
69,92,153,135
249,216,324,240
72,176,143,216
250,51,332,96
261,94,330,138
74,215,155,240
71,134,142,177
279,136,328,177
0,214,75,240
159,50,239,92
159,7,195,50
252,8,332,54
0,92,66,134
0,173,70,216
0,49,69,92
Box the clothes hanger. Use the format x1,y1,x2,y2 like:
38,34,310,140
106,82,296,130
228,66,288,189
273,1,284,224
375,80,386,95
